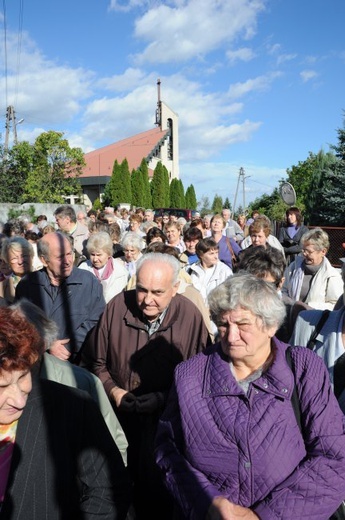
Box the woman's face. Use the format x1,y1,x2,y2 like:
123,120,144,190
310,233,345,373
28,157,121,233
166,227,179,244
129,220,140,232
124,246,140,262
8,248,32,276
287,212,297,225
0,369,32,424
251,230,267,247
302,241,326,266
211,218,224,233
90,249,110,269
200,248,218,268
237,216,245,226
217,307,276,364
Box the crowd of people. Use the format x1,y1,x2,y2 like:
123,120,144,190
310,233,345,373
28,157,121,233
0,203,345,520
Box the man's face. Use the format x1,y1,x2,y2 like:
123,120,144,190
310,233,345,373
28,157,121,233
41,235,74,283
221,210,230,221
144,212,154,222
136,262,179,321
55,214,71,232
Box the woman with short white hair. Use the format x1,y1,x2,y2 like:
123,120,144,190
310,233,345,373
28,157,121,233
282,227,342,311
79,231,129,303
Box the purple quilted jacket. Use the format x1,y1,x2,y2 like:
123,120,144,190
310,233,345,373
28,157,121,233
155,339,345,519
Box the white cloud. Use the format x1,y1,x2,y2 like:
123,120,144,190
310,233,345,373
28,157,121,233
0,31,94,126
228,72,281,99
132,0,266,64
226,47,256,64
300,69,318,82
276,53,297,65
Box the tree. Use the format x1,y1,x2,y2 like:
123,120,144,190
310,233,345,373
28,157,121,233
104,158,132,207
223,197,232,210
185,184,197,210
211,194,223,214
119,158,132,204
169,178,181,208
4,131,84,204
178,180,185,208
151,162,168,208
0,141,35,203
131,168,144,208
138,159,152,208
198,195,211,216
102,160,119,207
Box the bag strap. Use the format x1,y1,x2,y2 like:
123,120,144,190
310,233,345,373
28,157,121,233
225,237,236,262
285,347,302,433
306,310,331,350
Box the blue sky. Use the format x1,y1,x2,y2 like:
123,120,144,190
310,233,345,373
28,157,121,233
0,0,344,210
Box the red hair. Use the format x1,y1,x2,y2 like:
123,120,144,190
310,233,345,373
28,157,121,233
0,307,44,372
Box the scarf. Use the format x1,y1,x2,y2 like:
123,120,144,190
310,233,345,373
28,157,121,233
93,257,114,281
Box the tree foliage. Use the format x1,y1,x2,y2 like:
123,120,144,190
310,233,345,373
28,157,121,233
103,158,132,207
0,131,84,204
185,184,197,209
131,168,144,208
138,159,152,208
211,194,223,214
223,197,232,210
151,162,169,208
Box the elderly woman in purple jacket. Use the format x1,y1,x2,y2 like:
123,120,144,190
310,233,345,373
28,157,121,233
155,273,345,520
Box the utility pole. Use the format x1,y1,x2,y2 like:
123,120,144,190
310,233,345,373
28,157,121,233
233,167,251,215
232,167,244,215
4,105,23,158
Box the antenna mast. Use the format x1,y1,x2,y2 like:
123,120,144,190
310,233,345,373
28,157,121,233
155,78,162,128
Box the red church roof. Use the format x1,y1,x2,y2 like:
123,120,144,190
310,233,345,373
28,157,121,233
81,126,168,178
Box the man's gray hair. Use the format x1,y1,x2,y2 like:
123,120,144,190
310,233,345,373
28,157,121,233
208,272,286,330
53,205,77,223
136,252,180,285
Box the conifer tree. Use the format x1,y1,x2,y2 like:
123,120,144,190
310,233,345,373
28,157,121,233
131,168,144,207
185,184,197,210
151,162,167,208
139,158,152,208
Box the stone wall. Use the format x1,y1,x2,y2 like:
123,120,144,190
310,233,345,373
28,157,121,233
0,203,88,226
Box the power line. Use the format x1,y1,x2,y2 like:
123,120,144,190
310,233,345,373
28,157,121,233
15,0,24,106
2,0,8,108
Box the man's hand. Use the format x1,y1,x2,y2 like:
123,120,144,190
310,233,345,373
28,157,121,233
206,497,259,520
49,339,71,361
110,387,137,412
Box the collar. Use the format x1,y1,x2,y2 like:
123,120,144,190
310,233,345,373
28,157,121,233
202,339,294,400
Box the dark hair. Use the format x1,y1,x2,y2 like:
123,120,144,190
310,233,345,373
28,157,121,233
196,237,219,258
145,242,180,259
0,307,44,372
183,227,203,242
88,220,110,234
285,206,302,226
25,231,40,242
108,222,121,242
146,227,167,245
236,246,286,286
3,219,25,237
189,218,206,231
